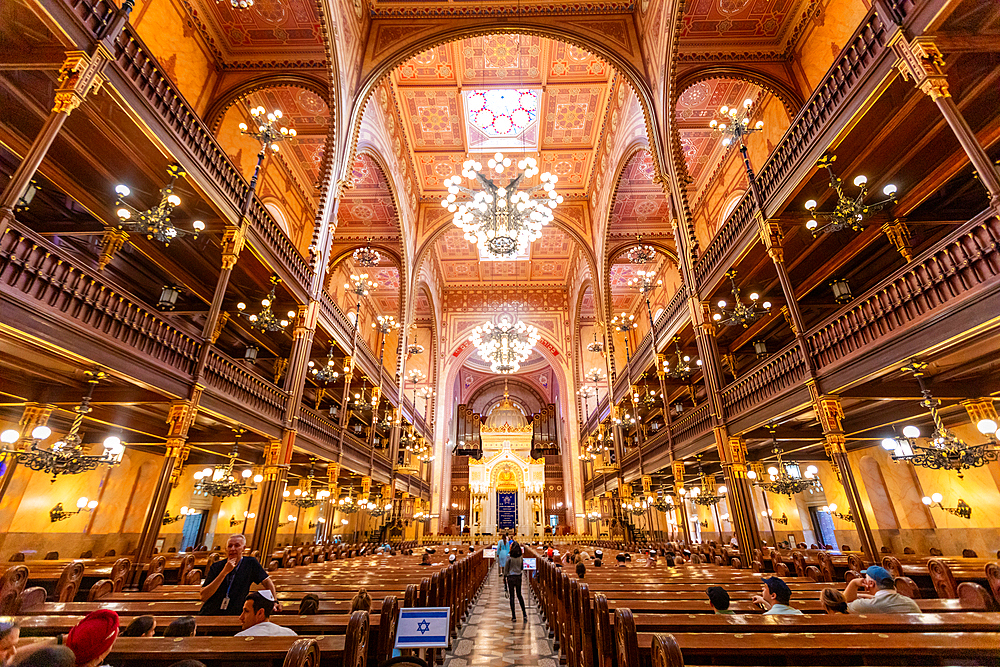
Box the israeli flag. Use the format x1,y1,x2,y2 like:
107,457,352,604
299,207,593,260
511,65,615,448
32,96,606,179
395,607,451,648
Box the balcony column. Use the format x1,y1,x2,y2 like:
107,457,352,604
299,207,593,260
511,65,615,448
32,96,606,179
893,37,1000,210
0,403,56,503
808,389,878,562
280,301,317,438
132,397,199,581
0,43,123,236
718,434,761,564
250,438,288,557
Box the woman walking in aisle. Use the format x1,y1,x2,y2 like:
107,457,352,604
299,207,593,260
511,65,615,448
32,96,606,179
504,541,527,622
496,532,511,598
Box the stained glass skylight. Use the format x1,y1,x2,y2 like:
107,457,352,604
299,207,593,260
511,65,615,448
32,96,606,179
467,90,538,137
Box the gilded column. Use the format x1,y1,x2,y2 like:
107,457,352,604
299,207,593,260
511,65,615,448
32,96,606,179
250,438,287,556
717,433,761,561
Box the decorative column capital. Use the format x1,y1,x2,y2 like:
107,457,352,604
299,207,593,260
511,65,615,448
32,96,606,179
755,213,784,263
696,299,717,337
728,435,747,464
961,397,997,424
812,391,845,435
220,225,248,270
892,35,950,100
210,312,230,344
98,227,129,270
882,219,914,263
165,398,199,439
53,50,108,115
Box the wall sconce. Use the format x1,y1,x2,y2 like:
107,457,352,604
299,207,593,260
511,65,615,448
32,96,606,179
698,519,709,528
308,517,326,529
752,340,768,359
341,518,349,525
230,510,257,527
761,508,788,525
279,514,297,527
158,286,182,310
922,493,972,519
50,497,98,522
821,503,855,522
244,346,259,364
830,278,852,304
163,506,197,525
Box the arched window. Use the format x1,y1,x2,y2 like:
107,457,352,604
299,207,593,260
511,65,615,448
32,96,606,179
653,307,664,323
264,202,290,237
719,192,744,230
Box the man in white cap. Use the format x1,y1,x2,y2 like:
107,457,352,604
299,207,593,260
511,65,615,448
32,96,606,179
236,591,297,636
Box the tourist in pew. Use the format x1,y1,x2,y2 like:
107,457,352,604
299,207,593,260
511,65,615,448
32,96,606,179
237,592,297,637
706,586,734,615
615,553,627,567
121,616,156,638
504,541,527,622
753,577,804,615
351,588,372,613
65,610,119,667
647,550,657,567
1,622,20,667
420,553,432,566
593,558,602,568
844,566,921,614
11,646,76,667
576,562,586,579
298,594,320,615
201,534,279,615
163,617,197,638
821,588,850,614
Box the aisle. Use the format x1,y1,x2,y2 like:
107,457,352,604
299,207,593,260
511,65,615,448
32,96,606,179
443,564,559,667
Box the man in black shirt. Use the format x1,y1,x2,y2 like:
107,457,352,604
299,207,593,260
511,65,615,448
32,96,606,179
200,534,279,615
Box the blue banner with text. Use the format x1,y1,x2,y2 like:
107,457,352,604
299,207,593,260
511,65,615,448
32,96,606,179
497,491,516,530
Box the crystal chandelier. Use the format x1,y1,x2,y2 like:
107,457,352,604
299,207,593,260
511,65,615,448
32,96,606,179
353,238,381,267
748,430,821,497
712,270,771,328
881,361,999,476
805,155,898,236
193,440,261,499
236,276,295,332
470,316,540,374
114,165,204,246
441,154,560,259
662,337,702,380
625,236,656,265
309,347,341,384
0,370,125,481
284,461,330,509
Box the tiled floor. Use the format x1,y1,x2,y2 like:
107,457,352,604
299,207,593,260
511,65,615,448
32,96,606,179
443,566,559,667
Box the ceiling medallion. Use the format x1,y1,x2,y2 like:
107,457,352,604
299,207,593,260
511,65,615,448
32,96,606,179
441,153,560,259
470,316,541,374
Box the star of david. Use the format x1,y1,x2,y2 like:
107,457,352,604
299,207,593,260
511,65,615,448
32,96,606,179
417,619,431,634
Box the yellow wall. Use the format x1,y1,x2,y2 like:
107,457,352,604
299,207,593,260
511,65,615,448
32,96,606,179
791,0,871,94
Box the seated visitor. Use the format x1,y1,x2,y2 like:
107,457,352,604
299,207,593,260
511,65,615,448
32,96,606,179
298,593,320,615
0,622,19,667
237,592,297,636
65,610,120,667
351,588,372,613
420,553,432,565
706,586,734,614
575,562,586,579
121,616,156,638
753,577,803,615
12,646,76,667
593,558,602,567
201,534,278,615
615,553,627,567
821,587,849,614
163,617,197,638
844,566,921,613
647,549,657,567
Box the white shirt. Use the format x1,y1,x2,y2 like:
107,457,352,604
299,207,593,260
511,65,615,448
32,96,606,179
236,621,298,637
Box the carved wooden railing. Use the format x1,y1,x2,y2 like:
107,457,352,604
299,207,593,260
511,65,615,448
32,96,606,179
0,224,200,381
203,348,288,422
296,406,340,452
659,285,689,336
670,401,713,444
693,6,899,289
719,342,806,421
808,213,1000,370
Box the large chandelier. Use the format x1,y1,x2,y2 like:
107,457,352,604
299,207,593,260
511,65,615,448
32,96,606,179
1,371,125,481
683,458,727,507
586,332,604,353
113,165,205,246
805,155,898,236
237,276,295,332
338,493,359,514
625,236,656,265
309,347,341,384
662,337,702,380
748,430,821,497
193,439,262,498
709,97,764,148
366,495,394,517
441,154,560,259
470,316,540,374
712,269,771,328
881,361,999,476
353,238,381,267
284,460,330,509
652,491,674,513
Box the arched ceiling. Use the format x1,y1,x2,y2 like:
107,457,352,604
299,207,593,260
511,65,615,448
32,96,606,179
245,86,330,191
676,0,815,59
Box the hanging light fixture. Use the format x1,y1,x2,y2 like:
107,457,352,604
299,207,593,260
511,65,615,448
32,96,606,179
193,433,261,498
367,495,394,518
686,458,726,507
309,347,341,384
158,286,182,310
652,490,675,513
804,155,898,236
470,316,540,374
748,429,821,497
624,236,657,265
338,491,359,514
352,238,382,267
753,339,768,359
713,269,771,328
830,278,853,304
586,331,604,353
113,165,205,246
0,370,125,481
236,276,295,332
709,97,764,148
662,337,701,380
881,361,999,476
239,106,296,151
441,153,559,259
406,326,425,355
243,346,259,364
283,460,330,509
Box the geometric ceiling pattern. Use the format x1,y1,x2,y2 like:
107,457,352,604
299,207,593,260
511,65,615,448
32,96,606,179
677,0,813,57
432,225,579,287
336,153,402,240
245,86,329,191
185,0,326,65
392,35,614,199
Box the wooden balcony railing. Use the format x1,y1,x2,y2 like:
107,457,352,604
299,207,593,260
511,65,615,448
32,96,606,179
203,348,288,423
719,342,806,421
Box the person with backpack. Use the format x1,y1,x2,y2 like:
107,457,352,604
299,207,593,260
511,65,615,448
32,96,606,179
496,532,511,598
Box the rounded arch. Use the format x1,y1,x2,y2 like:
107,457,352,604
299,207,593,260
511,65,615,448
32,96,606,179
343,24,668,203
263,201,291,236
468,376,549,416
204,73,331,134
674,66,803,120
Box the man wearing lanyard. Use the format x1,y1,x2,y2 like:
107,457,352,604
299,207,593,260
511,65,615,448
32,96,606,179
200,534,279,615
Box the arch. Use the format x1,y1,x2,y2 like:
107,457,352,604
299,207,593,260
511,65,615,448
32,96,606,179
467,377,549,415
343,24,667,208
264,202,291,237
204,73,331,134
491,461,525,489
674,66,803,120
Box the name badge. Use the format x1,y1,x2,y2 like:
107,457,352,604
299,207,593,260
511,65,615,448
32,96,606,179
221,597,230,610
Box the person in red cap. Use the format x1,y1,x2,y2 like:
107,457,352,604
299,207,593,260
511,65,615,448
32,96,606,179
65,610,119,667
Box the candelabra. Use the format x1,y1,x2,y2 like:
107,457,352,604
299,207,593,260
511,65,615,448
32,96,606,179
372,314,398,336
610,312,637,361
821,503,855,522
881,361,999,476
236,276,295,332
193,437,261,498
761,509,789,525
284,461,330,509
113,164,204,246
921,493,972,519
712,270,771,328
50,497,98,522
804,155,898,236
353,238,381,267
239,106,296,152
625,236,657,265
